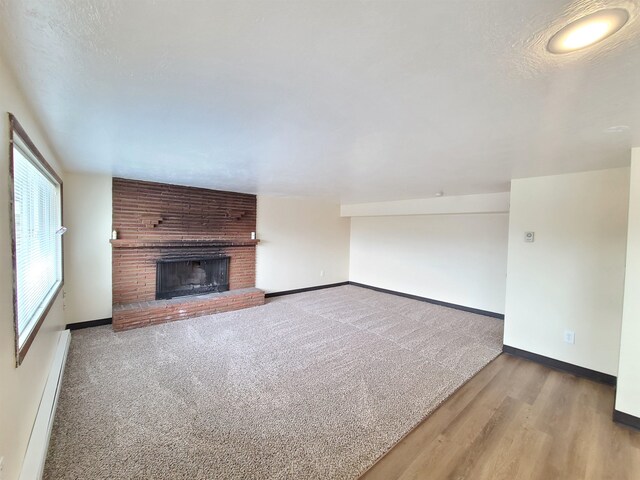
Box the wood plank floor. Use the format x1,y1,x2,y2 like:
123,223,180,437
361,353,640,480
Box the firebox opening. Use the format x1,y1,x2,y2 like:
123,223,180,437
156,256,230,300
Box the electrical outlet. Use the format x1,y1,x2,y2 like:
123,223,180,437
524,231,535,243
564,330,575,344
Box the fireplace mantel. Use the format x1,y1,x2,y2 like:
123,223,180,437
110,239,260,249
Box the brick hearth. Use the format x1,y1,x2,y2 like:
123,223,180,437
112,288,264,331
111,178,264,330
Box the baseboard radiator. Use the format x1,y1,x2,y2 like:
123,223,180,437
19,329,71,480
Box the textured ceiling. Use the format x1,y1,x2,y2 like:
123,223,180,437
0,0,639,202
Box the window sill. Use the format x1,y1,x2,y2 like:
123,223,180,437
16,281,64,367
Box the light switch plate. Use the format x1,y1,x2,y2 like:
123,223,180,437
564,330,575,344
524,231,535,243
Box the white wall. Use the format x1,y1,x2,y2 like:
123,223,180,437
504,168,629,376
349,213,509,314
63,173,113,323
256,196,350,293
341,192,510,217
616,149,640,417
0,56,67,480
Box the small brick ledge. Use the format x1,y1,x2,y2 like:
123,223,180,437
112,288,265,331
110,239,259,248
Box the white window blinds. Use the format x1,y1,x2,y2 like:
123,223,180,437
12,134,62,348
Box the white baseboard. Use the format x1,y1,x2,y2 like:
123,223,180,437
19,329,71,480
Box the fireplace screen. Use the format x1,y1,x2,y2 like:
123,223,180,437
156,257,230,300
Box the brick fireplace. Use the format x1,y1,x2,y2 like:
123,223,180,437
110,178,264,331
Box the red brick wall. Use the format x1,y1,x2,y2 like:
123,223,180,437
112,178,257,305
113,178,256,241
112,246,256,304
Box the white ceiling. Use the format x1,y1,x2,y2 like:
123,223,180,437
1,0,639,203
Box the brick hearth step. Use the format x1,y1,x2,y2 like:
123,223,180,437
112,287,265,331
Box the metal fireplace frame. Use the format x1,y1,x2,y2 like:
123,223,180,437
155,256,230,300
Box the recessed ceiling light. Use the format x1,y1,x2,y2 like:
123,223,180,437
547,8,629,54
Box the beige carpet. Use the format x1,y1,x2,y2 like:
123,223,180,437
44,285,503,479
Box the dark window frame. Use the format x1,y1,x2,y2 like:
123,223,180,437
8,113,64,366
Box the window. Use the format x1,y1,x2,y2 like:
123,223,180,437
9,114,64,366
